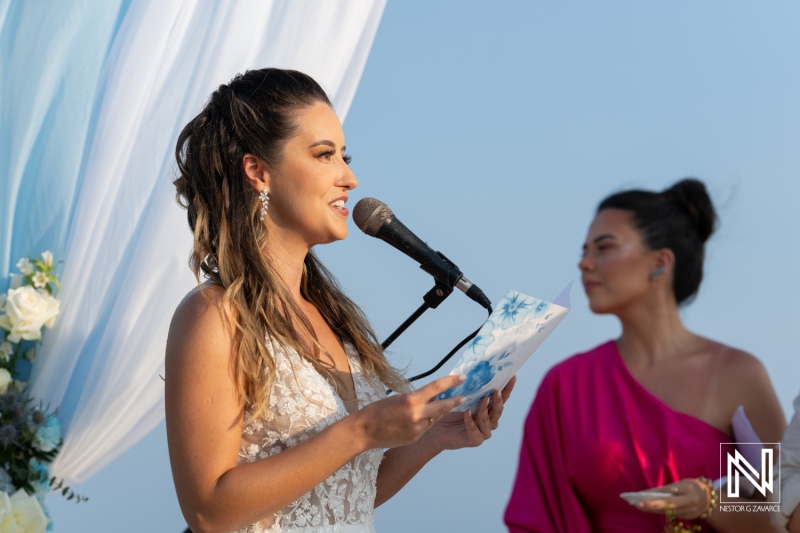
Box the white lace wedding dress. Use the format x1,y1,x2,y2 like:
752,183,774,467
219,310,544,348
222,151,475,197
235,340,385,533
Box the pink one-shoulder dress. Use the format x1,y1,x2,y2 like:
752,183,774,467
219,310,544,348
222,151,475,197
505,341,733,532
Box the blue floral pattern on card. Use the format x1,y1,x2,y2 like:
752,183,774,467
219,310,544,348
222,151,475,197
462,332,495,362
435,289,570,412
492,293,539,329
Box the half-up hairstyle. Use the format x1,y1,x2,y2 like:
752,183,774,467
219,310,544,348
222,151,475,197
174,68,409,422
598,178,717,305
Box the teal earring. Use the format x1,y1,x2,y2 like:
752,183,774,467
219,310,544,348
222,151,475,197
649,266,666,278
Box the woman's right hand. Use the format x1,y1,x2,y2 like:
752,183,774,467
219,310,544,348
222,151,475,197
635,478,710,520
355,374,466,450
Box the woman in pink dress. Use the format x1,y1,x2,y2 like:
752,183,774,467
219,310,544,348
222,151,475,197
504,179,786,532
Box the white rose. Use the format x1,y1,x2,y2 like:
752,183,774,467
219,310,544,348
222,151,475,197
15,258,33,276
0,287,60,343
41,251,53,268
0,370,11,394
0,489,49,533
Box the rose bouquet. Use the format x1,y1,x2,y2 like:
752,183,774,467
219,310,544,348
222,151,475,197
0,252,81,532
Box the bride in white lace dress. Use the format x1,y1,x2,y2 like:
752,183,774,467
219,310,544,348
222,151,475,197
165,68,515,533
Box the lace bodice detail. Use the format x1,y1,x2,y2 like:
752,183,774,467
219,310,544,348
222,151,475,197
235,340,385,533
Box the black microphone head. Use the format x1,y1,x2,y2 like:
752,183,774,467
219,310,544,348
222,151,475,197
353,197,394,237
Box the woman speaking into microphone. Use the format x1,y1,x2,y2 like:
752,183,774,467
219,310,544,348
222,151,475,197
165,68,515,533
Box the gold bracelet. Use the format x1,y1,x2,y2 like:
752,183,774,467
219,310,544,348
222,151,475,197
696,476,717,520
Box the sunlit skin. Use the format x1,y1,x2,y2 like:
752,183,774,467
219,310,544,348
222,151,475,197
577,208,786,532
580,208,667,317
259,101,357,252
242,102,361,407
165,101,516,533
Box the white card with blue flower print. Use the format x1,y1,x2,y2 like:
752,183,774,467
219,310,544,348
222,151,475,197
437,284,571,412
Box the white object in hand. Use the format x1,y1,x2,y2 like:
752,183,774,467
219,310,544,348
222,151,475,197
619,491,674,505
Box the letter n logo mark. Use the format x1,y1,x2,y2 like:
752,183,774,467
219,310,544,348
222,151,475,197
721,443,780,504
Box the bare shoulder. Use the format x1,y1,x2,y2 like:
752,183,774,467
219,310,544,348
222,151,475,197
167,284,232,364
715,343,771,385
165,283,243,437
165,283,239,400
713,342,767,374
170,283,228,334
709,340,786,441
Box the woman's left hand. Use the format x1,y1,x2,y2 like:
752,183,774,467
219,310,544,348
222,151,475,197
423,376,516,451
636,478,711,520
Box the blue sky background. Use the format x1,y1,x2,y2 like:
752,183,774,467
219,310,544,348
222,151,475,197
46,2,799,531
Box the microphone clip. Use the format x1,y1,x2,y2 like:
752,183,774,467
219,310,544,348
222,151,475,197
380,252,491,351
418,250,463,290
422,281,454,310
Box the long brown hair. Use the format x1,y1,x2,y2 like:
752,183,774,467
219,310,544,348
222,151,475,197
174,68,408,421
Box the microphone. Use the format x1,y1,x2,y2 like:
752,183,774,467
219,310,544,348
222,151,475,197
353,197,492,310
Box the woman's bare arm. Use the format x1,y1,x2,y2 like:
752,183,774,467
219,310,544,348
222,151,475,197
165,287,463,533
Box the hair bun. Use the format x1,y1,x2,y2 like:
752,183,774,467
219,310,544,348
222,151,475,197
663,178,717,242
210,83,233,113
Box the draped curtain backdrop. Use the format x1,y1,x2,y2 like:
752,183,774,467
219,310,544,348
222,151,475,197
0,0,386,485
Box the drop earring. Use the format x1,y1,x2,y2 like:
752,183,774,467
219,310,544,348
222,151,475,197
649,266,666,279
259,190,269,221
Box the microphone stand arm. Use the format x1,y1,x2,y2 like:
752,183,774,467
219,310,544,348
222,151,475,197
380,282,454,350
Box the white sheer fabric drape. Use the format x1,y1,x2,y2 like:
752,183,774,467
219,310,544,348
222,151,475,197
1,0,387,485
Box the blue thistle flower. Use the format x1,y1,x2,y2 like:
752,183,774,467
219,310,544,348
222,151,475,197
5,406,23,423
30,409,45,427
1,393,18,409
0,425,17,446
